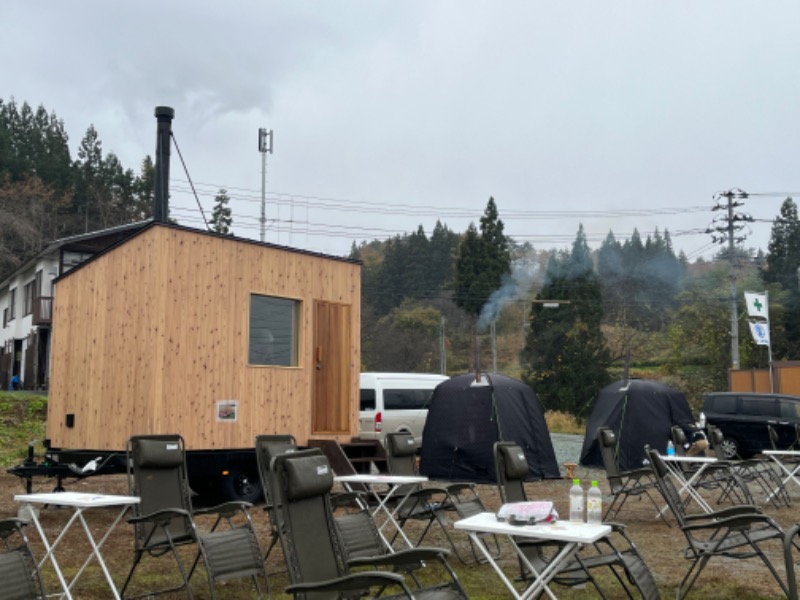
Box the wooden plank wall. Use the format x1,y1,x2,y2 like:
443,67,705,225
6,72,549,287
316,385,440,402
48,225,360,451
729,365,800,395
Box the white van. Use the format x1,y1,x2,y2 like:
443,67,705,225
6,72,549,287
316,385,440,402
358,372,449,445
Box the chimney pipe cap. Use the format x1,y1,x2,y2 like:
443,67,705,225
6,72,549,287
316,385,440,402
155,106,175,120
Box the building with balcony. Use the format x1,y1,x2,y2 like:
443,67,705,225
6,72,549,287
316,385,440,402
0,221,148,390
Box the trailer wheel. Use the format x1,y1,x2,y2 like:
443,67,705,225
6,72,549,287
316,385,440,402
222,469,263,503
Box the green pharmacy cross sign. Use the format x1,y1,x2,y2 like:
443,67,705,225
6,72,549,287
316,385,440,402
745,292,768,319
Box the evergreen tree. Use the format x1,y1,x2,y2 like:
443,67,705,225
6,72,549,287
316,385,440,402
764,197,800,356
521,224,611,416
132,155,155,221
453,197,511,319
210,188,233,235
74,125,103,231
453,197,511,369
765,198,800,289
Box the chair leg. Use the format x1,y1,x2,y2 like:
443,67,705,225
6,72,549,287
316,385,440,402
119,549,144,599
678,553,710,600
121,542,195,600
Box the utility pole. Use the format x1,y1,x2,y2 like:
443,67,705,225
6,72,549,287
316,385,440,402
439,316,447,375
258,128,274,242
708,188,754,370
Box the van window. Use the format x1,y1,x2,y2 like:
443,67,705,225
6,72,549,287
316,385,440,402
780,400,800,419
711,396,737,414
360,389,376,411
741,397,779,417
383,389,434,411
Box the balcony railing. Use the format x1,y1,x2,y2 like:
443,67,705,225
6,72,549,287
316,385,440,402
32,296,53,326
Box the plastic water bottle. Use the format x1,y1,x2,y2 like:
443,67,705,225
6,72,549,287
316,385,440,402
586,481,602,524
569,479,584,523
667,440,676,457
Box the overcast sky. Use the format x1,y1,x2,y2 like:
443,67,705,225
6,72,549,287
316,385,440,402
4,2,800,260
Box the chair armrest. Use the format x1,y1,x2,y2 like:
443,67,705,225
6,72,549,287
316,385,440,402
444,482,476,494
285,571,408,595
683,513,776,532
128,508,191,524
348,547,451,570
330,491,365,509
194,501,253,517
416,485,451,496
684,505,761,522
620,467,653,478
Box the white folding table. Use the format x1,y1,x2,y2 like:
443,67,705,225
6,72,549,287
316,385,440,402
334,473,428,550
658,455,718,515
763,449,800,504
455,512,611,600
15,491,140,600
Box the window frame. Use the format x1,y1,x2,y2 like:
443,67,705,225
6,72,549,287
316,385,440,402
23,280,35,317
8,288,16,321
247,292,302,368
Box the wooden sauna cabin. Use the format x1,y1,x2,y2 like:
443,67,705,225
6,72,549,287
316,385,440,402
41,221,361,500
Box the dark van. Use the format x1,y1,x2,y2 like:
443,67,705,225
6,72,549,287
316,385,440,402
701,392,800,458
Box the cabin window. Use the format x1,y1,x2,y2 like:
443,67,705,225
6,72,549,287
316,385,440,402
249,294,300,367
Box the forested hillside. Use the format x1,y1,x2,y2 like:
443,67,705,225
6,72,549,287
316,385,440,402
0,98,155,280
5,98,800,416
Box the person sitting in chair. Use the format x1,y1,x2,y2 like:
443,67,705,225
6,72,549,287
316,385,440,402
681,422,709,456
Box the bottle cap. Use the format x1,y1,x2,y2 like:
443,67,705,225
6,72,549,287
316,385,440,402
573,478,580,485
591,480,598,486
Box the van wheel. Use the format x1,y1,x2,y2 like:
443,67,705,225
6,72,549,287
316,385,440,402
718,436,739,459
222,469,263,503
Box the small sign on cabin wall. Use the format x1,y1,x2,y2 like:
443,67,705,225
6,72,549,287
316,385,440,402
216,400,239,422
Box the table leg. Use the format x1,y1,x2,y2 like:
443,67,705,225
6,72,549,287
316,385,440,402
69,506,130,599
765,457,800,504
23,503,133,600
348,484,397,553
516,540,576,600
465,531,524,600
657,463,713,517
27,504,82,600
466,530,575,600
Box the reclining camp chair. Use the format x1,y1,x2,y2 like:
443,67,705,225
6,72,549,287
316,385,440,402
254,434,298,564
384,432,498,563
121,434,268,599
271,448,468,599
646,447,789,599
0,518,46,600
331,490,471,593
705,425,789,508
596,426,661,520
494,442,660,600
783,523,800,600
669,425,754,506
383,432,452,548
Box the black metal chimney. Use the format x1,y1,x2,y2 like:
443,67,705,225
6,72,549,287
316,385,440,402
153,106,175,223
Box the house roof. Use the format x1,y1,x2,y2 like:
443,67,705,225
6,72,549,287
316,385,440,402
53,221,360,284
0,220,152,289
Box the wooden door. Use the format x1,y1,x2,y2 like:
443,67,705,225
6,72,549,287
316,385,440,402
312,301,352,434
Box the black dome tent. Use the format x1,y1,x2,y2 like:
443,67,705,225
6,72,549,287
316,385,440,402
580,379,696,471
419,372,560,483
